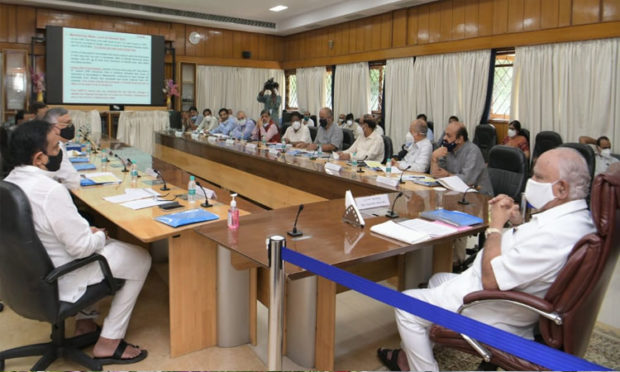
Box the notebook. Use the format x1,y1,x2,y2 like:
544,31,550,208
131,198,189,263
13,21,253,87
69,157,89,163
73,163,97,171
419,209,483,226
154,208,219,228
370,220,430,244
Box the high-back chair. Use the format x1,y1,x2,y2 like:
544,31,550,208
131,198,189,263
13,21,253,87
473,124,497,163
0,180,125,371
342,128,354,151
532,131,563,164
487,145,528,203
429,164,620,370
382,135,394,164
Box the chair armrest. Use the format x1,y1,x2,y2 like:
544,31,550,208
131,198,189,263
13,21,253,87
460,290,561,325
44,253,120,291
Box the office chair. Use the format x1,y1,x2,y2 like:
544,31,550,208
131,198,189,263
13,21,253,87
472,124,497,163
168,110,182,130
521,128,530,149
531,131,562,167
0,180,125,371
342,128,354,151
382,135,394,164
309,126,318,142
487,145,528,203
430,164,620,370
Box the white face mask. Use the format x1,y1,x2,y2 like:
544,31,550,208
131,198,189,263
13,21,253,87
238,118,246,126
507,129,517,138
346,120,353,126
600,148,612,158
524,178,557,210
292,121,301,130
405,132,414,146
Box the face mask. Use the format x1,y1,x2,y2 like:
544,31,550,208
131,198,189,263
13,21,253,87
292,121,301,130
346,120,353,126
191,116,197,121
60,125,75,140
524,178,557,210
405,132,414,146
507,129,517,138
319,118,328,128
263,120,270,127
206,114,211,118
238,119,246,126
45,150,63,172
304,116,309,120
601,148,612,158
441,139,457,152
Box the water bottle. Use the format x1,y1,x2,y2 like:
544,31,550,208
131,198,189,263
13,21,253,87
188,175,197,203
100,149,108,171
386,157,392,177
262,135,267,146
130,161,138,186
317,144,322,157
352,152,358,167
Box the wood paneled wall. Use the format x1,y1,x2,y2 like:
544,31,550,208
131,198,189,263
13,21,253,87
282,0,620,69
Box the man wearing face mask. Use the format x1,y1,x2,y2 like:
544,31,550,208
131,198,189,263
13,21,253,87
209,108,237,136
431,121,493,196
42,107,81,190
301,110,315,127
282,111,311,145
296,107,343,152
337,118,384,162
579,135,618,176
197,108,219,132
5,121,151,364
251,110,281,143
339,113,363,140
229,111,255,140
379,147,595,372
394,119,432,172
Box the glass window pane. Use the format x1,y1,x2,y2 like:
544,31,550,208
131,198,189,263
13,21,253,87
491,54,514,119
6,52,27,111
288,74,298,109
369,66,384,112
325,70,332,109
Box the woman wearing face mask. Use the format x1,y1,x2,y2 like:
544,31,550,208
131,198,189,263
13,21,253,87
502,120,530,158
251,110,281,143
282,112,311,145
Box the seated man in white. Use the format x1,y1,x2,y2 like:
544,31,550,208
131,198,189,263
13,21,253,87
360,113,384,136
394,119,432,173
42,107,81,190
377,147,595,371
282,111,311,145
338,113,363,140
197,108,219,132
336,118,384,162
5,121,151,365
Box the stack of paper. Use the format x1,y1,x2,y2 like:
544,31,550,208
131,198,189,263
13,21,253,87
81,172,121,185
104,188,160,203
370,220,429,244
397,218,458,237
436,176,477,193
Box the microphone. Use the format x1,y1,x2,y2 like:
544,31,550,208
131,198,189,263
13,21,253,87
385,192,403,219
113,153,128,172
287,204,304,237
154,169,170,191
398,165,412,184
458,185,478,205
81,132,99,154
356,155,368,173
195,181,213,208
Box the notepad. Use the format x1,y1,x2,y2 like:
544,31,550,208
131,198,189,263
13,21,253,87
154,208,219,228
81,172,122,186
370,220,430,244
73,163,97,171
420,209,483,226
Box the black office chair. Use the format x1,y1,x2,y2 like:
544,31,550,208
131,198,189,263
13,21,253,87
310,115,317,127
281,110,292,126
382,135,394,164
521,128,530,149
0,180,125,371
532,130,563,164
487,145,528,203
280,122,290,137
309,126,318,142
342,128,354,151
472,124,497,163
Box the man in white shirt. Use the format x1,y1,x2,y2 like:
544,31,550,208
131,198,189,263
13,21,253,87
338,113,364,140
42,107,81,190
302,110,315,127
378,147,595,371
360,113,384,136
337,118,384,162
579,135,618,176
394,119,432,173
5,121,151,364
282,111,311,145
197,108,219,132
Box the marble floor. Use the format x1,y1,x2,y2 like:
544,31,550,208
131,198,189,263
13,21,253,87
1,264,618,371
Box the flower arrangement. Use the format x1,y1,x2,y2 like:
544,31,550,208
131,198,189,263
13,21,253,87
163,79,179,97
31,70,45,93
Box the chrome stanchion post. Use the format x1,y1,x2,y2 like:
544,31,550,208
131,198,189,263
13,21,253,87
267,235,285,371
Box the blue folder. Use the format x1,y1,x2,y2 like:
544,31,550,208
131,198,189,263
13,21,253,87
420,209,483,226
155,208,219,228
73,163,97,171
69,157,89,163
66,143,83,151
80,178,97,186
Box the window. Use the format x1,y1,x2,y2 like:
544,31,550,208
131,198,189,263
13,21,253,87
285,71,298,109
325,68,333,109
490,52,515,120
369,63,385,113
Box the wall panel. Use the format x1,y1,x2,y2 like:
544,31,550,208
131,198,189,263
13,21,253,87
508,0,525,33
392,9,408,47
407,7,419,45
478,0,495,36
572,0,601,25
492,0,509,34
452,0,466,40
428,2,443,43
602,0,620,21
440,0,453,41
523,0,541,31
541,0,560,29
464,0,479,39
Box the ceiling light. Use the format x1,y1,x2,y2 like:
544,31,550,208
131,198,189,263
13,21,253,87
269,5,288,12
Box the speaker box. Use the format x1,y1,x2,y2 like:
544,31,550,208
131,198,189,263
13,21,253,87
242,51,251,59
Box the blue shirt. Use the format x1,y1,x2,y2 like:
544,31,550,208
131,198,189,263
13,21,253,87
229,119,255,140
211,117,237,135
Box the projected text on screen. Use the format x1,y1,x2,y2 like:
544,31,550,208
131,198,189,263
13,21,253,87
63,28,152,104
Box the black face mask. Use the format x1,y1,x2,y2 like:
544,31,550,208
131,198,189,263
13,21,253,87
60,125,75,140
441,139,457,152
45,149,63,172
319,118,328,128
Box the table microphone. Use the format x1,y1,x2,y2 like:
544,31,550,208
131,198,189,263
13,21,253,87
458,185,478,205
195,181,213,208
287,204,304,237
154,169,170,191
113,153,128,172
357,155,368,173
386,192,403,219
398,165,412,184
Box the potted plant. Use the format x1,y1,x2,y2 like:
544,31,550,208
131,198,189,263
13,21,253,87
163,79,179,109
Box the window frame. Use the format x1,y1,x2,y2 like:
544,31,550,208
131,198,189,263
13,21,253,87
489,49,515,123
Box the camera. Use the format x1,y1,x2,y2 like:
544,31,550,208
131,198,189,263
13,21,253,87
263,78,279,92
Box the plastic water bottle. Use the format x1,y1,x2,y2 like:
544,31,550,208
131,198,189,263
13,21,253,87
188,175,197,203
352,152,358,167
317,144,322,157
100,149,108,171
130,161,138,186
386,157,392,177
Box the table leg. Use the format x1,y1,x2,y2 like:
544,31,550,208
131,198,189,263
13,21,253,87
314,276,336,371
168,230,217,357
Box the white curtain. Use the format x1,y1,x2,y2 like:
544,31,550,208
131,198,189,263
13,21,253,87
69,110,102,137
196,66,284,121
384,57,416,146
411,51,490,139
117,111,170,155
512,38,620,150
334,62,370,119
296,66,326,116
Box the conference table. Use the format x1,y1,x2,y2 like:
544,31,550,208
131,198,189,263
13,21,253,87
155,131,489,369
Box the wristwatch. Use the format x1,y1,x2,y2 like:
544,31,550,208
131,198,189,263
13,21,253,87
484,227,502,238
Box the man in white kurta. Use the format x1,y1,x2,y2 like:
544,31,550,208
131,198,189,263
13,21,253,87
282,112,312,145
42,107,81,190
5,121,150,362
380,148,595,371
396,119,432,173
338,118,385,162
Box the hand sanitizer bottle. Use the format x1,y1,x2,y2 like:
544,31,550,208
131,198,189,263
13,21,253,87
228,193,239,230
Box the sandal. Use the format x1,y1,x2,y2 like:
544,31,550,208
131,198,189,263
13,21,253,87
94,339,148,365
377,347,402,371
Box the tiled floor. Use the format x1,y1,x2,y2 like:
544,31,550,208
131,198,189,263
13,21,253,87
1,264,618,371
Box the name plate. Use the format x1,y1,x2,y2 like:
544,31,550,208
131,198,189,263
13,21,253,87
225,139,235,145
376,175,399,187
245,143,257,150
325,162,342,172
355,194,390,210
207,136,217,143
269,148,279,155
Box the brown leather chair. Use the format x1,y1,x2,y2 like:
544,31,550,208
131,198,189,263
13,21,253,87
429,163,620,371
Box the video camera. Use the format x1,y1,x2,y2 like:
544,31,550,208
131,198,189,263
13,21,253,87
263,78,279,92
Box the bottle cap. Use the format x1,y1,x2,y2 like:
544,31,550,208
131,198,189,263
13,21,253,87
190,175,195,181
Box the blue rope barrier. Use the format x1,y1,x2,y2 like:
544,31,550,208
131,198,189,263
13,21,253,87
281,247,610,371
